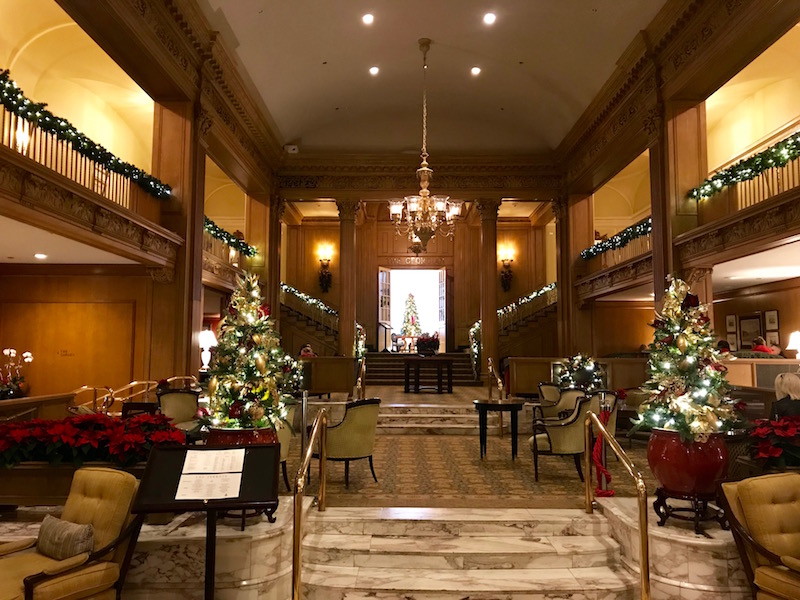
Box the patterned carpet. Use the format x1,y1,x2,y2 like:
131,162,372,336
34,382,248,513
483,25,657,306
286,434,658,508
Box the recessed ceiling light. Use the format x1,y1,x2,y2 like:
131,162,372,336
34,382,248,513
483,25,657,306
471,66,481,76
362,13,374,25
34,253,47,260
369,66,379,76
483,12,496,25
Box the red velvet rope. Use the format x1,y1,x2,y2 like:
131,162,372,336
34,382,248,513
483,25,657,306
593,409,615,497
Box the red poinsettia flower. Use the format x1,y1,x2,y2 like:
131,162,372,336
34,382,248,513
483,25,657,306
752,424,773,439
755,440,783,458
773,420,799,438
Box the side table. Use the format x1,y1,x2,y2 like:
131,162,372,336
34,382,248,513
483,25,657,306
473,399,524,459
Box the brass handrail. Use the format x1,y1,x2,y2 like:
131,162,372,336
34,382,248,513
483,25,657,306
70,386,115,414
487,357,504,400
355,359,367,400
584,411,650,600
99,380,159,410
292,408,328,599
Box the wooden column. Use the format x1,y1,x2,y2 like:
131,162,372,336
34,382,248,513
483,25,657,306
149,100,204,378
266,196,285,326
477,198,501,379
553,197,571,355
337,199,360,357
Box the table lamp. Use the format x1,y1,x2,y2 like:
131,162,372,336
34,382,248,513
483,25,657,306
786,330,800,359
199,329,218,371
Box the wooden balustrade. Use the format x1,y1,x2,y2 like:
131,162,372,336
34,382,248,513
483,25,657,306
203,230,244,267
583,232,652,276
497,286,557,335
279,286,340,333
0,106,136,210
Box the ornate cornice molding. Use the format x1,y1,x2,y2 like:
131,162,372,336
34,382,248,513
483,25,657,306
675,191,800,267
575,253,653,300
201,250,242,291
0,151,181,269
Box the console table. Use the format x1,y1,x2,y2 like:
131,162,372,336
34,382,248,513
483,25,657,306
403,355,454,393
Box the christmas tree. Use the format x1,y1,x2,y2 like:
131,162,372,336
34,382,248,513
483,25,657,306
556,354,605,392
206,273,302,429
401,293,422,336
634,276,741,442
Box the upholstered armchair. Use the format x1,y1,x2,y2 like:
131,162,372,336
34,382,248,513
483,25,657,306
277,405,297,491
0,467,143,600
539,388,584,419
538,383,560,407
528,395,591,482
720,473,800,600
156,389,200,434
324,397,381,487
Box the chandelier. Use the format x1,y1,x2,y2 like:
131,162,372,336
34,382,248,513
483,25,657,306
389,38,462,252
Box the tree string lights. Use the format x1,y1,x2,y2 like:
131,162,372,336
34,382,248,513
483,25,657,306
203,217,257,257
688,131,800,201
580,217,652,260
0,70,170,200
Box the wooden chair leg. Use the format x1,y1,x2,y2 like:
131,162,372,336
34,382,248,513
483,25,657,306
574,454,584,482
368,456,378,483
282,461,291,492
532,444,539,482
344,460,350,488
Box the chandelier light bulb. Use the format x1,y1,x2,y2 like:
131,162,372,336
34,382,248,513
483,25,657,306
471,66,481,76
369,66,379,76
362,13,374,25
483,12,496,25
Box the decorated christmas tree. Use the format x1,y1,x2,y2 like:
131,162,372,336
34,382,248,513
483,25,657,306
206,273,302,429
555,354,605,392
634,276,741,442
401,293,422,336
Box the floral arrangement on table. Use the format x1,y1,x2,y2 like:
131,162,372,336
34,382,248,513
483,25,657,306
0,413,185,468
1,348,33,400
416,332,440,355
750,416,800,469
555,354,605,392
632,276,743,442
205,273,302,430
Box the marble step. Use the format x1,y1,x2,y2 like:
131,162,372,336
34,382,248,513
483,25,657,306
303,533,620,570
306,507,610,538
302,564,637,600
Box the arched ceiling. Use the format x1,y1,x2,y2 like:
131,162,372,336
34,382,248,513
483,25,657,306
198,0,667,155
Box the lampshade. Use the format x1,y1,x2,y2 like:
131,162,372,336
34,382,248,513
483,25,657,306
198,329,218,350
786,330,800,351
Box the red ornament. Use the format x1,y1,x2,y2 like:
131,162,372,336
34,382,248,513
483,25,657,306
259,304,271,317
228,401,244,418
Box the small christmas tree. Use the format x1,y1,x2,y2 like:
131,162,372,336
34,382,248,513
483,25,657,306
401,293,422,336
556,354,605,392
207,273,302,429
634,276,741,442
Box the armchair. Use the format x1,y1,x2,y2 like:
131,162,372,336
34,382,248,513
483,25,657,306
323,397,381,487
528,395,591,482
539,388,584,419
156,388,200,434
719,473,800,600
0,466,142,600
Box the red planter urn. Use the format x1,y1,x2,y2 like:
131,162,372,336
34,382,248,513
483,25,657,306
206,427,278,447
647,429,728,496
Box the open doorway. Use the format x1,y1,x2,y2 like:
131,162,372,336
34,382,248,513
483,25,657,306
377,268,446,352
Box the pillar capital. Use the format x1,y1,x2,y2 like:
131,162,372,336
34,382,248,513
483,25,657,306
475,198,502,221
551,196,568,223
271,196,287,222
336,199,361,222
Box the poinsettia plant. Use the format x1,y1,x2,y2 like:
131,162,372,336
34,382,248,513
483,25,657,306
0,413,185,468
750,416,800,469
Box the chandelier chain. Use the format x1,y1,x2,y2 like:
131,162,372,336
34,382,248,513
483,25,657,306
421,51,428,160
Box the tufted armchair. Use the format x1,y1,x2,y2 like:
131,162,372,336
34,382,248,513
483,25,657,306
323,398,381,487
0,466,142,600
528,395,591,482
720,473,800,600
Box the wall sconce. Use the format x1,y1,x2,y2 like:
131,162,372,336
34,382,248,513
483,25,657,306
317,243,333,293
198,329,218,371
498,245,515,292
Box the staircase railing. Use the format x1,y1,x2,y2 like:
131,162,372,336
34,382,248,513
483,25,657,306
584,411,650,600
469,283,558,376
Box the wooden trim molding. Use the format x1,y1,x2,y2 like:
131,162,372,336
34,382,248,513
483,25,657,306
575,253,654,301
202,250,243,291
675,189,800,268
0,149,182,269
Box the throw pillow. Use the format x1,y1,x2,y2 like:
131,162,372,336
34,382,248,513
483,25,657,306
37,514,94,560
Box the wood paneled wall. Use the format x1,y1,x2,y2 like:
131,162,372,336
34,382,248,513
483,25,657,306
591,302,654,357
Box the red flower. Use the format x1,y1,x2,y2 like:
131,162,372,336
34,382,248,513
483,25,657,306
229,401,244,418
752,424,773,439
755,440,783,458
773,420,799,438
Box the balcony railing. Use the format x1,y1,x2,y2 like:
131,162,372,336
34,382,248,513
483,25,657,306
579,216,652,275
1,106,135,208
203,229,245,269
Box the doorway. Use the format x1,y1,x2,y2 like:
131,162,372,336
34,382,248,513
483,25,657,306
377,268,446,352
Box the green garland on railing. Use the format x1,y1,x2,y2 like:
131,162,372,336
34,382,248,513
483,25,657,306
579,216,651,261
204,217,257,257
688,130,800,201
497,282,557,318
0,70,171,200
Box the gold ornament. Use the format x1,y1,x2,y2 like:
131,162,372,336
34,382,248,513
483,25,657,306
255,355,267,374
247,404,265,421
252,334,261,345
208,376,218,396
679,358,692,371
676,334,688,353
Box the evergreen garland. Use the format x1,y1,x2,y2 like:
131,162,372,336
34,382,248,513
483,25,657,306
580,217,652,260
0,70,171,200
688,131,800,201
204,217,257,257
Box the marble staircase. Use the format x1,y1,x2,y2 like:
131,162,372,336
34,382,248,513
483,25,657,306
302,507,638,599
377,403,508,435
364,352,479,387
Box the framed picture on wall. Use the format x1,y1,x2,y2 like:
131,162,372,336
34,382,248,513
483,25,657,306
726,334,738,352
765,310,779,331
726,315,737,333
766,331,780,347
739,315,762,349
